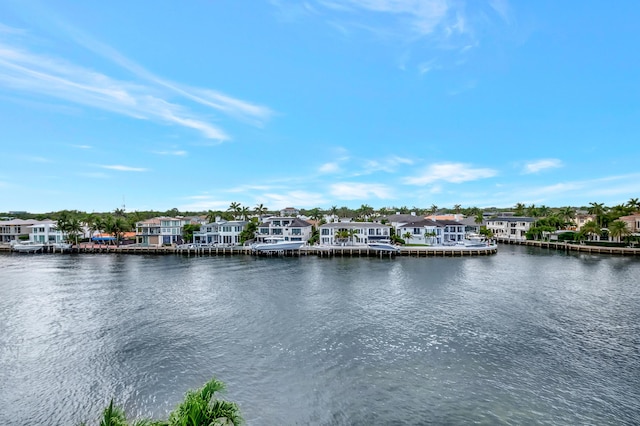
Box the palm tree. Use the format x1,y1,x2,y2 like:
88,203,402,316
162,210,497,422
627,198,640,212
514,203,526,216
588,202,606,227
453,204,462,214
608,220,630,243
538,205,551,218
66,217,83,246
559,206,575,227
254,203,268,218
403,232,413,244
527,204,539,218
330,205,338,222
347,229,358,245
335,229,349,245
474,211,484,226
228,202,241,219
429,204,438,215
206,210,219,223
580,220,601,242
424,230,436,245
240,206,250,221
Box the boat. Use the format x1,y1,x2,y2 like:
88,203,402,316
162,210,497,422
52,242,73,251
368,240,401,252
251,237,305,252
10,241,45,253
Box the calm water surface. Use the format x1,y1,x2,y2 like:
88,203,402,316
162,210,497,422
0,245,639,425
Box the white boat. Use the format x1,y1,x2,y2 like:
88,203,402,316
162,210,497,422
368,240,401,252
52,242,73,251
251,237,305,252
11,241,45,253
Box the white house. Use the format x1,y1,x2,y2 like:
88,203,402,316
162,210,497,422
396,219,442,245
256,217,313,243
28,220,66,244
485,216,534,241
0,218,37,243
318,222,392,246
135,216,194,246
193,220,248,245
436,220,467,243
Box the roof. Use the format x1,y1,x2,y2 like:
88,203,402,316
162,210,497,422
485,216,535,223
398,219,441,228
320,222,391,229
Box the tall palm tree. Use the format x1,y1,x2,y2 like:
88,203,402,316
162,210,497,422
559,206,575,227
347,229,358,245
240,206,250,221
588,202,606,227
66,217,83,246
254,203,268,218
228,202,241,219
474,211,484,226
514,203,526,216
608,220,630,243
453,204,462,214
330,205,338,222
429,204,438,215
424,230,436,245
580,220,601,241
627,198,640,212
206,210,218,223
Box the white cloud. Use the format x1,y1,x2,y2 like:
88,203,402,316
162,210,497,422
523,158,563,174
0,24,273,140
99,165,149,172
404,162,497,185
71,144,92,149
153,150,188,156
319,162,341,173
330,182,393,200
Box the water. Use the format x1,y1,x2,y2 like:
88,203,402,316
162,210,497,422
0,246,639,425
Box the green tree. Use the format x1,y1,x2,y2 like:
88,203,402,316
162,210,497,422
579,220,601,241
228,202,241,219
254,203,268,218
182,224,201,243
588,202,606,227
424,230,436,245
403,232,413,244
608,220,630,243
627,197,640,212
514,203,526,216
239,219,258,244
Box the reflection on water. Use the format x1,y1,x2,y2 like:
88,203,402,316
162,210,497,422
1,246,639,425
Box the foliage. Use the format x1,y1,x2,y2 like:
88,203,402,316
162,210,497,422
83,378,242,426
239,219,258,244
182,224,201,243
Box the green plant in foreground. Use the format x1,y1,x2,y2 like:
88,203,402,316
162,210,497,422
84,378,242,426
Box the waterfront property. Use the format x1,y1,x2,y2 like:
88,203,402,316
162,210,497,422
485,216,535,242
135,216,195,246
318,222,392,246
396,219,442,245
193,220,248,246
256,216,313,243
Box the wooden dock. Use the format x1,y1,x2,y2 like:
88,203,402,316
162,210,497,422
496,239,640,256
0,244,499,257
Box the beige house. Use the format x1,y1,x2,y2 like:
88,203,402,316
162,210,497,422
570,214,596,231
618,214,640,234
485,217,535,241
0,218,39,243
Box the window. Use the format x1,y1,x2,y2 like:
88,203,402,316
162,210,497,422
292,229,301,235
321,229,330,235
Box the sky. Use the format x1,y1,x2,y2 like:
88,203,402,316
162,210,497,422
0,0,639,214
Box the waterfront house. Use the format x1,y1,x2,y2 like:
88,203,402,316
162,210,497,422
318,222,392,246
135,216,194,246
570,214,596,231
618,213,640,235
0,218,38,243
256,217,313,243
28,220,66,244
485,216,535,241
396,219,442,245
279,207,300,217
192,220,248,245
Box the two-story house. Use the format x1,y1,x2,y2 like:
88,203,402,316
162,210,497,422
396,219,442,245
485,217,534,241
318,222,392,246
193,220,248,245
136,216,193,246
256,217,312,243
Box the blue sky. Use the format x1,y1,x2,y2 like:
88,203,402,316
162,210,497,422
0,1,638,213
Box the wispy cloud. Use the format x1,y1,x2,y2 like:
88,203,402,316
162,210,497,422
0,23,272,140
153,150,187,156
330,182,393,200
99,164,149,172
523,158,563,174
363,156,414,173
71,144,92,149
404,162,497,185
319,162,341,173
